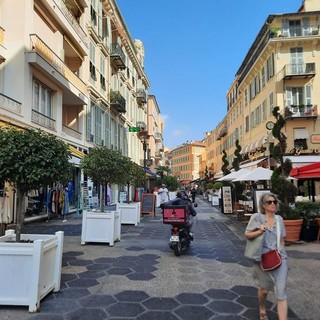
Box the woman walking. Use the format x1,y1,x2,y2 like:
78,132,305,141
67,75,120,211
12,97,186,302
245,192,288,320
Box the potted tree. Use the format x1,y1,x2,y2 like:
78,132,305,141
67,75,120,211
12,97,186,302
0,127,71,312
80,146,131,245
117,161,145,225
270,107,302,243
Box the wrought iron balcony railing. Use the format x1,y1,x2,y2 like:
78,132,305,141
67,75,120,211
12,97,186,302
110,43,126,69
53,0,88,48
282,63,316,79
136,88,147,104
284,104,318,119
110,91,126,113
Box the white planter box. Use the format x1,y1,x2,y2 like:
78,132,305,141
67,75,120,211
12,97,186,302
116,202,140,226
81,210,121,246
0,230,64,312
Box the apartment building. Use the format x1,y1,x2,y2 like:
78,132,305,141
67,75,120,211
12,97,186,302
147,94,164,171
0,0,159,218
170,141,205,184
206,0,320,179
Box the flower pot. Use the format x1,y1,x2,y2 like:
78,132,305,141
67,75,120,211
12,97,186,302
81,210,121,246
283,219,303,243
116,202,140,226
0,230,64,312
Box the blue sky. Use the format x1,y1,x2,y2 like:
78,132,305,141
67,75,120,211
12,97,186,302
116,0,303,148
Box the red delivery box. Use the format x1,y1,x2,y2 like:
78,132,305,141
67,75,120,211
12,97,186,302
163,205,188,224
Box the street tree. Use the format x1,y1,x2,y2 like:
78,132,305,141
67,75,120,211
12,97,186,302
80,147,131,212
0,127,72,241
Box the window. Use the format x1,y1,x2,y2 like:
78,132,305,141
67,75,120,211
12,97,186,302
262,99,267,120
289,20,301,37
269,92,274,114
105,112,110,148
294,139,307,149
90,42,96,81
261,66,266,88
255,105,261,125
245,116,249,132
290,47,303,74
250,111,255,129
95,106,103,145
33,79,52,118
100,55,106,90
266,54,274,80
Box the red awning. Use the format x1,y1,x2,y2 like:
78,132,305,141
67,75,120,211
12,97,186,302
290,161,320,179
180,180,191,185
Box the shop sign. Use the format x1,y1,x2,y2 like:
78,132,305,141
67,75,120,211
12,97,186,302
287,147,320,155
310,134,320,144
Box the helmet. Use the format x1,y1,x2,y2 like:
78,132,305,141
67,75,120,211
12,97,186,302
176,190,188,199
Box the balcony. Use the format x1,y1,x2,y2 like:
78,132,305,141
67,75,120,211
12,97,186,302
62,125,82,140
42,0,88,50
0,93,22,115
155,151,162,159
155,132,162,142
110,91,126,113
29,35,87,101
110,44,126,70
284,104,318,119
282,63,316,80
136,89,147,104
217,124,227,140
270,24,320,39
32,109,56,131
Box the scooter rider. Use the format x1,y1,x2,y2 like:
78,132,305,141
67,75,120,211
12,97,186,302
160,190,197,240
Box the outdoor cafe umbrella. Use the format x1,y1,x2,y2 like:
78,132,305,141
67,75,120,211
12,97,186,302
232,167,274,182
217,168,251,181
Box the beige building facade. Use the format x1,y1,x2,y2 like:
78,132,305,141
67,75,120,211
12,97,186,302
0,0,162,219
205,0,320,179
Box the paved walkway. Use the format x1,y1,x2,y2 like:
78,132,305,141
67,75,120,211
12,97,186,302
0,198,319,319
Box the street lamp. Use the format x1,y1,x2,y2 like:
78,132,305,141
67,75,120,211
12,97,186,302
138,130,150,192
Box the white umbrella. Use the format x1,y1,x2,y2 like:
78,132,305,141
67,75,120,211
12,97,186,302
217,169,251,181
233,167,273,182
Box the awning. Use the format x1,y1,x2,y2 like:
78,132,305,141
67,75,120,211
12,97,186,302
144,168,158,177
284,155,320,168
290,161,320,179
180,180,191,185
213,170,224,179
69,145,85,158
294,128,309,140
240,157,267,170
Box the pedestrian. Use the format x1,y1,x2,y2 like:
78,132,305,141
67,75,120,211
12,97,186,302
158,184,169,205
190,186,197,203
244,192,288,320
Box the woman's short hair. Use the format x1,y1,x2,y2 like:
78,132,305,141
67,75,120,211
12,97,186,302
258,192,280,214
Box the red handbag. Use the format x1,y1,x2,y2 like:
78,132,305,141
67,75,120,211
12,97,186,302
260,249,282,271
260,215,282,271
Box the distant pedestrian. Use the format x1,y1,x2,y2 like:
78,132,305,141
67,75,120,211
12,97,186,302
245,192,288,320
190,186,197,203
158,184,169,204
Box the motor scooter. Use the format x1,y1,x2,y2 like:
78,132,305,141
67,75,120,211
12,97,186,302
162,204,192,256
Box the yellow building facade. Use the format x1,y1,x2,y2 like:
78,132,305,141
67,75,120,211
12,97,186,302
206,0,320,178
171,141,206,183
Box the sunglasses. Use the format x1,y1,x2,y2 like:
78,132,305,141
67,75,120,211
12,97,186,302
265,200,278,205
